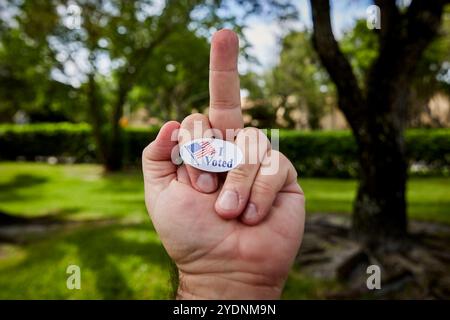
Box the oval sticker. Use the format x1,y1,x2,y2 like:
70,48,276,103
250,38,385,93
180,138,243,173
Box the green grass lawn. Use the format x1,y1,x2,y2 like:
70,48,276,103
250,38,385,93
0,162,449,299
302,177,450,223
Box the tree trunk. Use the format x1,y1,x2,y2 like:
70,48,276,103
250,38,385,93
352,121,408,244
87,73,126,172
310,0,447,247
87,73,108,165
104,83,128,172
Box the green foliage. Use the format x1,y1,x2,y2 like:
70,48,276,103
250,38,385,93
340,19,379,86
124,126,160,164
340,17,450,125
276,130,358,177
406,129,450,171
266,31,335,129
1,123,449,177
129,27,211,122
0,123,95,161
0,1,81,122
278,128,450,177
413,6,450,95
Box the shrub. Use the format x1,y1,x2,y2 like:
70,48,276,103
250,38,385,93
0,123,96,162
275,130,358,178
0,123,449,177
124,127,160,164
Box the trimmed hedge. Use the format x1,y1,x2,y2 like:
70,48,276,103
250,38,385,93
0,123,449,177
0,123,96,162
0,123,161,164
276,129,450,177
276,130,359,178
125,126,160,164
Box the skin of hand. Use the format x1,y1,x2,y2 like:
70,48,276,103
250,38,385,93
142,29,305,299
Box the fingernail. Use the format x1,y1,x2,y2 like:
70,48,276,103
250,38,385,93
218,190,239,211
243,203,258,223
196,173,216,193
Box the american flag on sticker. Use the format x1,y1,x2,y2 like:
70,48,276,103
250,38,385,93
187,141,216,159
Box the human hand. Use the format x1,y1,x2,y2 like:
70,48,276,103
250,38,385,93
142,30,305,299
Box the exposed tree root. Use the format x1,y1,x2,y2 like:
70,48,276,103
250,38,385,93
296,214,450,299
2,210,449,298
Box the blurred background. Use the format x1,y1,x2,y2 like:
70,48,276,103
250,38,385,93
0,0,449,299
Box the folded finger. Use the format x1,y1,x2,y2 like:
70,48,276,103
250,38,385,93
215,128,270,219
241,150,298,225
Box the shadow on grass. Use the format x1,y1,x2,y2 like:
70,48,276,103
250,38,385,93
66,223,170,299
0,174,48,203
0,222,172,299
0,207,82,227
96,177,144,193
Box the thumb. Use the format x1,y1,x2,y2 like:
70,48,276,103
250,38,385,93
142,121,180,192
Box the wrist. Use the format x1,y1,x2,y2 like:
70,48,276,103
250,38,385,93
176,271,284,300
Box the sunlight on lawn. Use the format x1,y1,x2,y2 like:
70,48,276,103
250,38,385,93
0,223,173,299
0,162,449,299
1,162,449,222
0,163,147,221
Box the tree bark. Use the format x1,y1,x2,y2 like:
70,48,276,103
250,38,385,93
353,120,408,244
87,73,108,165
310,0,447,246
104,80,128,171
103,21,176,171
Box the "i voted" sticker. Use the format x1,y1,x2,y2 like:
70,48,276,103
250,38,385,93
180,138,243,173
